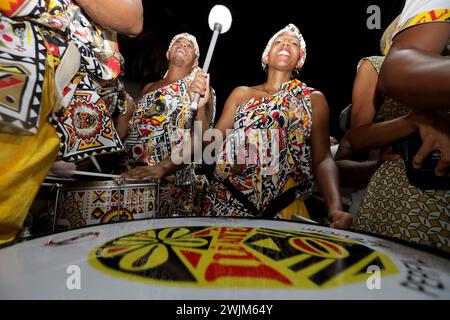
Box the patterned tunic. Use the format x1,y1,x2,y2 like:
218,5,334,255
355,56,450,253
203,79,314,217
124,70,215,216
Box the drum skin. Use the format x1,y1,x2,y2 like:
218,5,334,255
0,217,449,299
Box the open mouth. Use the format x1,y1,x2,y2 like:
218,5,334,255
278,50,291,57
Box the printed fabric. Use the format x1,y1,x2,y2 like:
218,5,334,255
204,79,314,217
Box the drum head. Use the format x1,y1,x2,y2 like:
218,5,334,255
1,217,449,299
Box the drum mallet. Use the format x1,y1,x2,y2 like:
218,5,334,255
190,4,232,111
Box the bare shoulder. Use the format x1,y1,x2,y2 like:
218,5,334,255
230,86,254,97
357,59,378,76
230,85,264,106
226,86,251,104
309,91,330,120
310,90,328,106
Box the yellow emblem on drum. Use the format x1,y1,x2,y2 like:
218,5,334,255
89,226,399,289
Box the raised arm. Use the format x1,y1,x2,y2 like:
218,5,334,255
310,92,352,229
348,59,416,151
74,0,143,37
378,22,450,110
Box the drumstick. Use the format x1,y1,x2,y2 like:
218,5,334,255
64,170,121,179
90,157,103,173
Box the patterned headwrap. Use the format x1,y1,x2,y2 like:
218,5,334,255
167,32,200,60
261,23,306,71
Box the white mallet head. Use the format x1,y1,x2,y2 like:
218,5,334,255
208,5,232,34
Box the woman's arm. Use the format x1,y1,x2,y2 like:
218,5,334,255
348,60,416,151
310,92,352,229
114,95,136,142
334,133,379,188
214,87,247,138
74,0,143,37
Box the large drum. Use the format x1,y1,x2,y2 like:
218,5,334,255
55,179,159,230
0,217,449,299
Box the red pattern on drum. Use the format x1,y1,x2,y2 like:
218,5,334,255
91,226,399,288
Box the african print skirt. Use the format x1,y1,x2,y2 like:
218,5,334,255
356,159,450,253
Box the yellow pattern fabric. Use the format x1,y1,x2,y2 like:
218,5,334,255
0,56,59,244
280,178,310,220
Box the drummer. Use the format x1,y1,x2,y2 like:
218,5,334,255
120,33,216,216
201,24,352,228
0,0,143,244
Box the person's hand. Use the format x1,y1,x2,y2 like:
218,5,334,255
329,209,353,230
121,163,167,181
410,111,450,177
188,70,210,109
50,161,76,177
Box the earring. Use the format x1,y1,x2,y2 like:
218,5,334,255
291,67,300,79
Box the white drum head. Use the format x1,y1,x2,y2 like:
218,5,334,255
1,217,449,299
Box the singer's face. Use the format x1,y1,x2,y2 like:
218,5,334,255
266,33,301,71
169,38,197,66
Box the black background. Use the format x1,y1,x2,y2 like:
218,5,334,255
118,0,406,139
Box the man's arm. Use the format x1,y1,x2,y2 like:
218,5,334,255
378,22,450,110
74,0,143,37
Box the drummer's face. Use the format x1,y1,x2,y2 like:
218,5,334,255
168,38,198,68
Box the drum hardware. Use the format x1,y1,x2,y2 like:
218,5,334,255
51,183,63,232
114,177,124,222
64,170,121,179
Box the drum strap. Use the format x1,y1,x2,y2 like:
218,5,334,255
222,179,297,218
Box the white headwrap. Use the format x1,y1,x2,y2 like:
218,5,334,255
167,32,200,60
261,23,306,71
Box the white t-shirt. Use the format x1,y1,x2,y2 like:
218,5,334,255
383,0,450,54
398,0,450,27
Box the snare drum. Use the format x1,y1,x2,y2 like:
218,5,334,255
55,179,159,230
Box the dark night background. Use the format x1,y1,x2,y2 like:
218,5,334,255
118,0,406,139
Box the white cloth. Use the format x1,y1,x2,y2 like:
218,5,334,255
398,0,450,27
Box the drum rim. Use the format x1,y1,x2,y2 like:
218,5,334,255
2,216,449,260
57,179,158,190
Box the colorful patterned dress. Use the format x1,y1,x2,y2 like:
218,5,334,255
203,79,314,217
124,70,215,216
355,56,450,253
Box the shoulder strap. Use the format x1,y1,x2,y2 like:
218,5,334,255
222,179,259,216
261,186,297,218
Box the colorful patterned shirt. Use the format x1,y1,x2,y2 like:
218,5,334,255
125,70,216,186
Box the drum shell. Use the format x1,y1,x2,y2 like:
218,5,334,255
55,180,158,230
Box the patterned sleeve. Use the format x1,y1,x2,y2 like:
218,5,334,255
357,56,385,75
